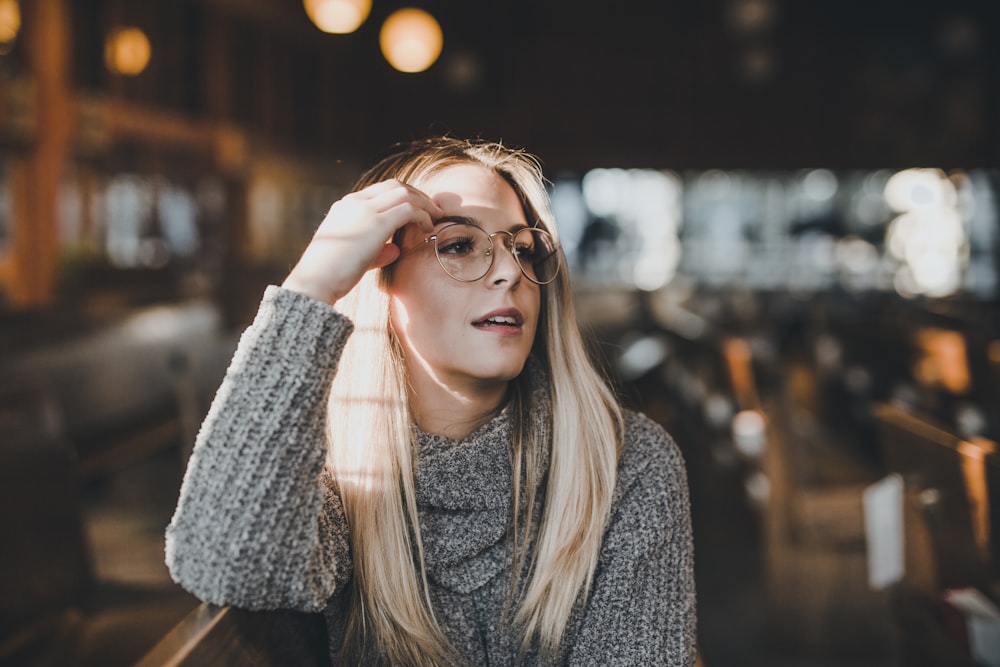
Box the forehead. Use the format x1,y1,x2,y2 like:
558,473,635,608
416,163,526,221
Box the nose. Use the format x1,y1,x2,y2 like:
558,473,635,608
485,232,522,285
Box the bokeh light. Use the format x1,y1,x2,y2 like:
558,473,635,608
379,8,443,73
105,27,151,77
0,0,20,54
884,169,967,298
303,0,371,34
884,168,956,213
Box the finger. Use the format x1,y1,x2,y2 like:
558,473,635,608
350,178,433,209
367,181,443,223
401,183,444,226
375,199,437,238
350,178,408,200
414,194,441,233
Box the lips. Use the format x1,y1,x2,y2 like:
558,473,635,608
473,308,524,328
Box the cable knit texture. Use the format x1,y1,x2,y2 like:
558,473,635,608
165,285,697,666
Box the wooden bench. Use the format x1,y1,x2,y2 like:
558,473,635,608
0,385,199,666
136,604,331,667
0,299,234,480
760,384,893,656
0,385,91,663
874,402,1000,666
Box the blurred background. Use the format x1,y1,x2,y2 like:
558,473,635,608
1,0,999,665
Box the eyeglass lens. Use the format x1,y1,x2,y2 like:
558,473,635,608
433,224,559,284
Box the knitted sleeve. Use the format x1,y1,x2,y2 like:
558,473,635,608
165,285,355,612
565,412,697,666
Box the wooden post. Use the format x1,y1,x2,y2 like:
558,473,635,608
16,0,74,308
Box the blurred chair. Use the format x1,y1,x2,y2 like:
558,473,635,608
875,402,1000,666
759,362,893,656
0,300,233,480
0,384,197,667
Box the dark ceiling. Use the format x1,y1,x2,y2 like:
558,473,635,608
80,0,1000,170
294,0,1000,169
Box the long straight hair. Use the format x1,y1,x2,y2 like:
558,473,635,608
326,137,623,665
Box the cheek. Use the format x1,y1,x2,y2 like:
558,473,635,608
389,271,462,342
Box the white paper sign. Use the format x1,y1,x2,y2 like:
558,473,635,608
863,473,905,590
945,588,1000,667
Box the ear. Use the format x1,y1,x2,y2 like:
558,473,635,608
370,241,401,269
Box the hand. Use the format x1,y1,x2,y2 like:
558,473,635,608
282,179,441,305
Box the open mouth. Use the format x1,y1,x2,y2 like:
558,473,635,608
473,314,523,328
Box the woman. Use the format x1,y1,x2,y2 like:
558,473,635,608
166,137,696,665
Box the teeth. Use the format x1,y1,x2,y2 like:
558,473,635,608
486,316,516,324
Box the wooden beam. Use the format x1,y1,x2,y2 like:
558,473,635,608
106,100,216,148
13,0,74,308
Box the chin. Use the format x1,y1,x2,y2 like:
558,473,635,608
474,357,528,383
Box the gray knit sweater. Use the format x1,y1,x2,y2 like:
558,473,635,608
165,286,696,665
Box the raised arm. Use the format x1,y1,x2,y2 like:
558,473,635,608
166,178,443,611
165,286,355,611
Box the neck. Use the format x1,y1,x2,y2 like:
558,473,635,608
406,369,510,439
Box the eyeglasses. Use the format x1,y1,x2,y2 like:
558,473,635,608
407,221,561,285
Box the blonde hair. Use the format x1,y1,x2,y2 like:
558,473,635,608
327,137,623,665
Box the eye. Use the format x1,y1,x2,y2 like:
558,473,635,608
514,241,537,260
437,235,478,256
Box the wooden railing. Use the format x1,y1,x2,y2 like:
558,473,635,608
874,402,1000,667
875,403,999,592
135,604,331,667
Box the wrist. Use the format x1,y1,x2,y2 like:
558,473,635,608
281,273,343,305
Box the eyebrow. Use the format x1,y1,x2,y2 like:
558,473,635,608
434,215,475,227
434,215,531,232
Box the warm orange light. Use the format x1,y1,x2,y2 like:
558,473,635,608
957,438,996,561
913,328,970,395
0,0,20,46
723,337,759,410
379,8,442,73
105,27,151,76
303,0,371,34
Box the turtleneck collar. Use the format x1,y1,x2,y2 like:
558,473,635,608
412,356,551,594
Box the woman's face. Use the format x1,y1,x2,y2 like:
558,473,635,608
389,163,541,395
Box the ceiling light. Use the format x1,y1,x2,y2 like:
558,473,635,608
303,0,371,34
379,8,442,73
105,27,151,77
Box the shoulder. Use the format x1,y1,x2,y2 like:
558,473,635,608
617,410,688,502
601,411,690,554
